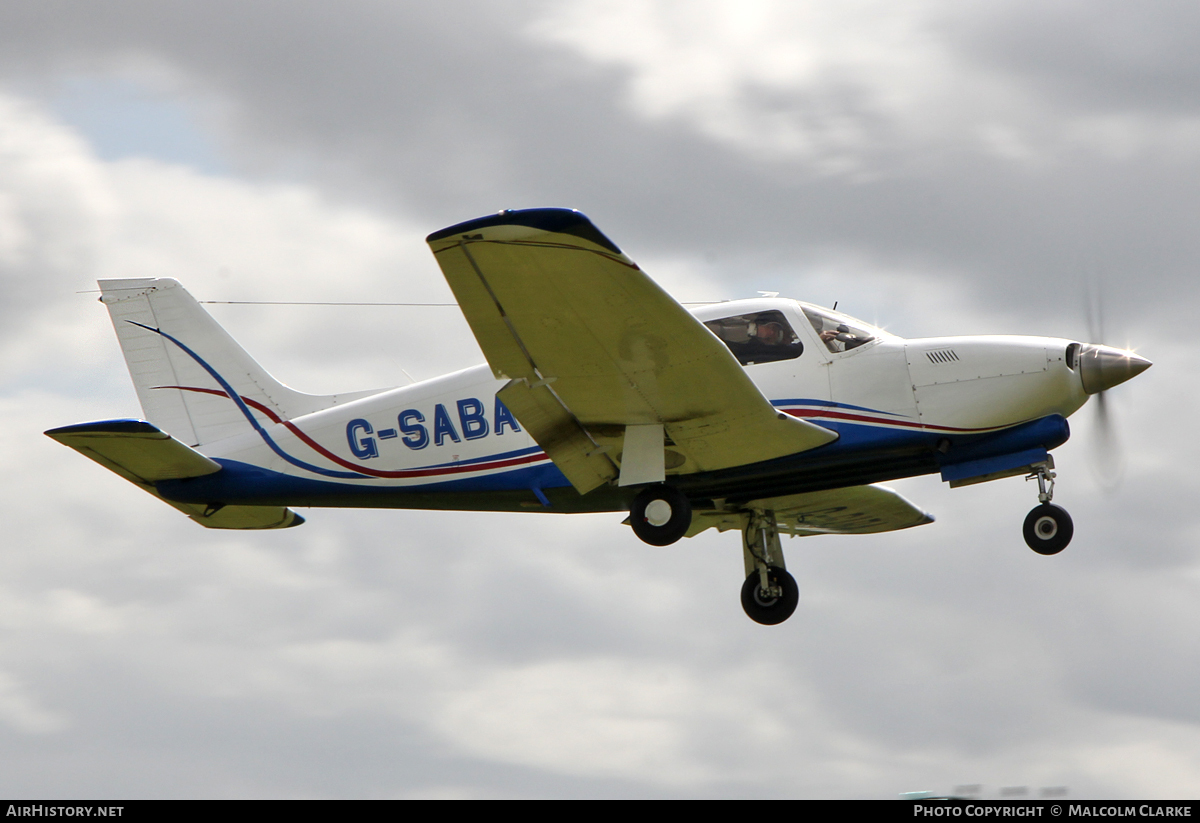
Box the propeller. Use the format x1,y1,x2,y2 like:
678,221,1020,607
1083,280,1120,487
1089,373,1123,489
1080,277,1151,490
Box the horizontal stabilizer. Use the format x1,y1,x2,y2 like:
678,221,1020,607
46,419,221,483
46,420,304,530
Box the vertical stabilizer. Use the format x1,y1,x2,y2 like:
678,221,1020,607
100,278,387,447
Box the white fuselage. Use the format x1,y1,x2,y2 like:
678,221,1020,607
193,298,1090,501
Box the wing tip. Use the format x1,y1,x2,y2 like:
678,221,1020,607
426,207,622,254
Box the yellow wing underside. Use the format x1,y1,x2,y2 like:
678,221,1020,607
427,211,837,494
684,484,935,538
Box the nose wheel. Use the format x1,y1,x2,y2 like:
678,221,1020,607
1024,460,1073,554
1023,504,1073,555
740,510,799,624
741,565,799,625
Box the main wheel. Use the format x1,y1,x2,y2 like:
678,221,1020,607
629,483,692,546
740,566,799,625
1023,503,1073,555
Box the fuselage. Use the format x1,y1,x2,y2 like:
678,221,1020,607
157,298,1094,513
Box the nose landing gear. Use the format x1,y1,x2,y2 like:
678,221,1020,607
1023,460,1073,555
740,510,799,625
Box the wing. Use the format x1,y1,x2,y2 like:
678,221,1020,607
46,420,304,529
685,484,935,537
427,209,837,493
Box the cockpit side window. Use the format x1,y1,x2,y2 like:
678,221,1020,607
703,310,803,365
801,306,878,353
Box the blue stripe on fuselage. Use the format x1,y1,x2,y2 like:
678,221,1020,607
157,458,575,506
771,399,928,452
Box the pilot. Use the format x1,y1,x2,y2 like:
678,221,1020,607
754,321,787,346
705,313,801,364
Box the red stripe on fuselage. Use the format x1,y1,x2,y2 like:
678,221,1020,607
781,406,1003,434
154,385,550,479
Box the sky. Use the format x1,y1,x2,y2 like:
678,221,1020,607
0,0,1195,799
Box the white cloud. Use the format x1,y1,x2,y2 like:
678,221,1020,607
530,0,949,171
529,0,1200,175
435,657,727,784
0,671,68,734
0,86,482,399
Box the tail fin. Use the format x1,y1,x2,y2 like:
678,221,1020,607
100,278,388,447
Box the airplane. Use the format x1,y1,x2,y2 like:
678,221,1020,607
45,208,1152,625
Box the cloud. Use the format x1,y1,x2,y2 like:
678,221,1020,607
3,0,1198,327
0,671,69,734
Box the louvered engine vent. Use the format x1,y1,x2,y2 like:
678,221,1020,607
925,349,960,364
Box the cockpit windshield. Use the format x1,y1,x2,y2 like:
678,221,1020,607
801,305,882,353
703,310,803,365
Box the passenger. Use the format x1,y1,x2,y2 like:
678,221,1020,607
819,324,867,352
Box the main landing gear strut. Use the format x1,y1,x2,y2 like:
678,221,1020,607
1023,459,1073,555
627,485,799,625
740,510,799,625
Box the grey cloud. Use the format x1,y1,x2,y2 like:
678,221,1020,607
1,0,1198,332
949,0,1200,116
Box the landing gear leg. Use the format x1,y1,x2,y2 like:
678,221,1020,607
740,510,799,625
1023,459,1073,555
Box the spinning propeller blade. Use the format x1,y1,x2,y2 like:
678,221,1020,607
1081,275,1150,490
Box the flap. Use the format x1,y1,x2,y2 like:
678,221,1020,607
496,379,617,494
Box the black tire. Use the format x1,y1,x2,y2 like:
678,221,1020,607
740,566,799,625
629,484,692,546
1023,503,1073,555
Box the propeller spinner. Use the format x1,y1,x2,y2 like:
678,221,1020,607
1078,344,1152,395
